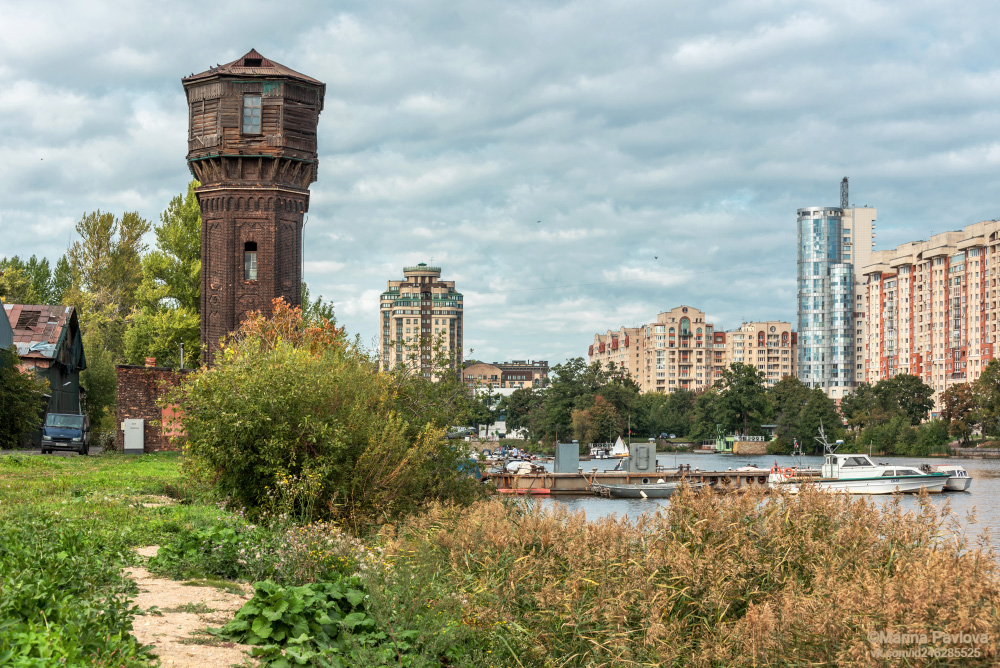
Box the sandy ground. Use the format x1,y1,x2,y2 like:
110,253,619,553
127,546,257,668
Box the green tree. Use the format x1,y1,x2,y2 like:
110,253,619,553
125,182,202,368
499,387,541,436
0,346,50,448
975,359,1000,438
798,388,844,454
883,374,935,425
66,210,151,360
767,375,811,446
170,300,482,531
716,362,768,437
941,383,976,445
52,255,72,304
0,263,37,303
301,281,336,324
688,388,724,441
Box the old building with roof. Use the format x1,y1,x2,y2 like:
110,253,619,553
182,49,326,361
3,303,87,413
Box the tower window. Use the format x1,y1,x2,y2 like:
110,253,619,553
244,242,258,281
242,95,261,134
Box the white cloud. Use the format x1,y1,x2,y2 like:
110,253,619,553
3,0,1000,368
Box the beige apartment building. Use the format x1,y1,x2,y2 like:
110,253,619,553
379,263,463,377
723,321,798,388
590,307,796,393
861,220,1000,411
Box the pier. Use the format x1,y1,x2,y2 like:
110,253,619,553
486,467,778,495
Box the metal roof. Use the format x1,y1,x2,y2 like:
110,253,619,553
184,48,323,86
4,303,75,360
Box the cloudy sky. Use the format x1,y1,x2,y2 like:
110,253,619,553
3,0,1000,364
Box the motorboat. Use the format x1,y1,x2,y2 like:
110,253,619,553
590,479,703,499
768,426,948,494
925,464,972,491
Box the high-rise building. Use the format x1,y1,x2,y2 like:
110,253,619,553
589,306,727,393
589,308,797,393
722,321,797,388
379,264,463,377
796,198,876,400
183,50,325,360
861,220,999,408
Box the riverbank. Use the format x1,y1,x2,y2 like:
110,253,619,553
2,453,1000,667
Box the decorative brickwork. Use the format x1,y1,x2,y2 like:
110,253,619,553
183,50,325,362
115,365,193,452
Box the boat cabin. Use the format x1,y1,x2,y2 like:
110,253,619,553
821,454,878,479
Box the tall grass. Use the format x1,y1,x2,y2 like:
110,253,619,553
383,489,1000,666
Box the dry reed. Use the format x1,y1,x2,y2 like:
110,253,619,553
381,488,1000,667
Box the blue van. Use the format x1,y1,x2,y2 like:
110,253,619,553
41,413,90,455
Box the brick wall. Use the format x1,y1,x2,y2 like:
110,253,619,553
115,365,193,452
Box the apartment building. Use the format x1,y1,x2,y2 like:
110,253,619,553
590,308,797,393
461,360,549,390
723,321,798,388
862,221,1000,408
379,263,463,377
589,306,726,393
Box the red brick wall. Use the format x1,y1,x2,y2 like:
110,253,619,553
115,365,194,452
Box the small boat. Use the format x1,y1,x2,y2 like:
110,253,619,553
609,436,630,458
590,479,703,499
927,465,973,491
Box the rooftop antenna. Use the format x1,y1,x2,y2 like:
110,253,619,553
840,177,849,209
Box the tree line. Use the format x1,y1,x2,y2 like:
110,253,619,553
0,180,333,442
498,360,971,456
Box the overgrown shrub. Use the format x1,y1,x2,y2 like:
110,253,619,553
382,490,1000,667
149,514,374,585
169,301,484,532
0,514,150,667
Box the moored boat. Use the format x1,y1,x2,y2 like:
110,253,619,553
590,480,704,499
768,426,948,494
927,464,973,491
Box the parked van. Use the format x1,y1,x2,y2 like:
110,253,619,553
41,413,90,455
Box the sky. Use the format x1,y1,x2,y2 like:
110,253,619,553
3,0,1000,366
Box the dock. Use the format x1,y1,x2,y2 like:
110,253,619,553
486,467,777,495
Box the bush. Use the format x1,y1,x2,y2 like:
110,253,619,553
0,346,49,448
169,301,485,532
0,513,150,667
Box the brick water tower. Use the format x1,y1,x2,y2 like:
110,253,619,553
182,49,325,360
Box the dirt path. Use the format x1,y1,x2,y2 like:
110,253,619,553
127,546,256,668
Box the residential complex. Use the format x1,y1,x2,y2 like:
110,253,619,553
796,197,876,400
722,321,798,388
588,306,795,393
461,360,549,390
378,264,463,377
861,220,1000,406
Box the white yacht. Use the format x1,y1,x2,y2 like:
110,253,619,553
928,465,973,491
770,454,948,494
768,427,948,494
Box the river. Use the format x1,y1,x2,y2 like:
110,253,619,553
530,452,1000,553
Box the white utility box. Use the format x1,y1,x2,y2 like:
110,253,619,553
122,418,144,454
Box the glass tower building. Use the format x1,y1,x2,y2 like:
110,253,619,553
797,207,855,396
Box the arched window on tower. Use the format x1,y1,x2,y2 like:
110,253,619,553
244,242,258,281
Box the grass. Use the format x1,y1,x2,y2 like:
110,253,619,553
5,451,1000,667
0,452,217,548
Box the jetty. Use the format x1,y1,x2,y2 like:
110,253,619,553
487,466,776,495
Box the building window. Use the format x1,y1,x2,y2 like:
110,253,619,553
244,242,258,280
243,95,262,134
